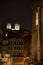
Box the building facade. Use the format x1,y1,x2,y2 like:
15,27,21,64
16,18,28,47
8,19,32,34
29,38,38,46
2,38,24,65
2,30,24,65
0,29,31,65
32,0,43,62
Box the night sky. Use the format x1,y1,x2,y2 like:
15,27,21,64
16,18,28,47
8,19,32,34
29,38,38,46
0,0,32,31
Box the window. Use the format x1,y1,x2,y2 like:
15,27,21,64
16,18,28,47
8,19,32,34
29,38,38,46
10,41,13,46
7,41,10,46
17,41,18,45
14,47,16,50
19,41,21,45
21,41,23,45
14,41,16,45
14,47,18,50
3,41,8,46
21,47,24,50
19,52,24,57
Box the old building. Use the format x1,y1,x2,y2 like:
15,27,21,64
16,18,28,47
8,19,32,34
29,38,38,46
1,29,31,65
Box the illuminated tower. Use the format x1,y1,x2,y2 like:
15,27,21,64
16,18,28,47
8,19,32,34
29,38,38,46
7,23,11,29
14,24,20,30
31,0,43,62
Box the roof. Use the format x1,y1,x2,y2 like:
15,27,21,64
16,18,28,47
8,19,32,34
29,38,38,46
3,29,31,40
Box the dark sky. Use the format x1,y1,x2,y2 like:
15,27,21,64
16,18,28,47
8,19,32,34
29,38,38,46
0,0,32,31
